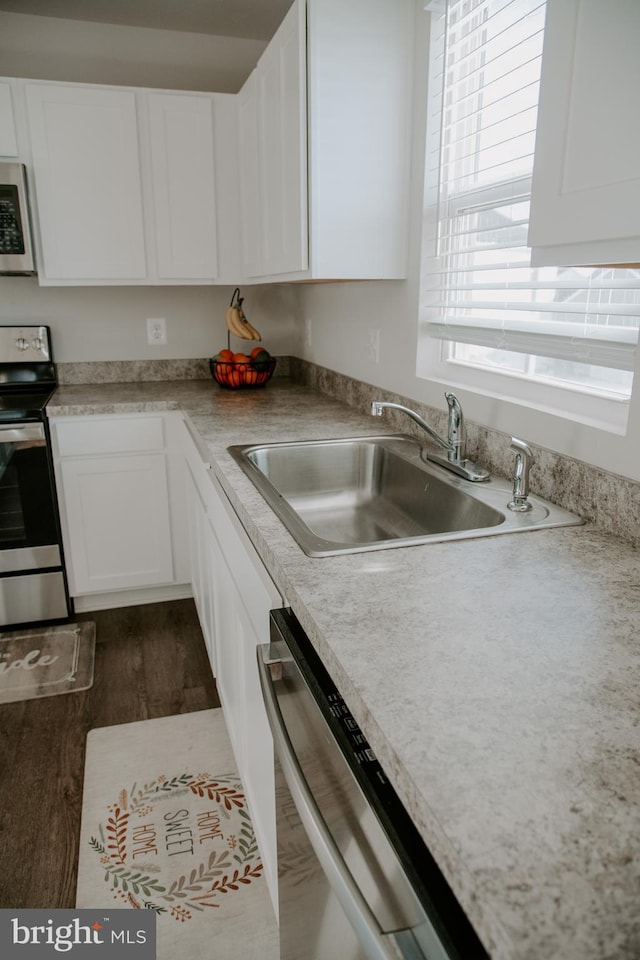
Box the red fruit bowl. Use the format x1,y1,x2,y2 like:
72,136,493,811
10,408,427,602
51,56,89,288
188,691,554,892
210,357,276,389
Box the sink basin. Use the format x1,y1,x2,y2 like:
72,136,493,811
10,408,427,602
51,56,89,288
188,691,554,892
228,435,583,556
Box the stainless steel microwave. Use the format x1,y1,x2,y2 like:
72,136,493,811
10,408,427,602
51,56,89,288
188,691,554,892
0,162,36,275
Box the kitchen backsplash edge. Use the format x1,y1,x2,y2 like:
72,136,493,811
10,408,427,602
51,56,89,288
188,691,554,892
56,356,291,384
55,356,639,545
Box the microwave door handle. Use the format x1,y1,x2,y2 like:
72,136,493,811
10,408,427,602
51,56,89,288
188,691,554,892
257,649,425,960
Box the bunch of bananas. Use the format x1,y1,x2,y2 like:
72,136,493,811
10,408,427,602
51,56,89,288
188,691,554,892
225,288,261,341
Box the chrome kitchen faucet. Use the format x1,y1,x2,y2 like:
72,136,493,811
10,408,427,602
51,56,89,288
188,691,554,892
370,392,490,482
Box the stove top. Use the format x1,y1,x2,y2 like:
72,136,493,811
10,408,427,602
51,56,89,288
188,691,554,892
0,325,57,422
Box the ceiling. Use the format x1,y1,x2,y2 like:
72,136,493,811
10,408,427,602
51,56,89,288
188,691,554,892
0,0,293,41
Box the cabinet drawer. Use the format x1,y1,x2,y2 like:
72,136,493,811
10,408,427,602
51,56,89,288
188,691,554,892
54,416,165,457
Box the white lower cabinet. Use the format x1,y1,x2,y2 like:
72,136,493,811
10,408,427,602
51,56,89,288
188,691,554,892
50,413,190,606
59,452,173,592
183,425,282,915
185,455,218,669
53,411,281,911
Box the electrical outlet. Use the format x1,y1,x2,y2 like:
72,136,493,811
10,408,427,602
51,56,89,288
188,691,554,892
147,317,167,346
304,317,312,349
367,328,380,363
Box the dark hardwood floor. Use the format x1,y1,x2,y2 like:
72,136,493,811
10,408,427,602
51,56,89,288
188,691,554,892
0,598,219,909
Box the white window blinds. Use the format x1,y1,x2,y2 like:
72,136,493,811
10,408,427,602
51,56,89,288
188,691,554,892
421,0,640,381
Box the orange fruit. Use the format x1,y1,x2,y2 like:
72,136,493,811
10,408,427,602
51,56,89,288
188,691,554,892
218,348,234,360
233,352,250,363
250,349,272,371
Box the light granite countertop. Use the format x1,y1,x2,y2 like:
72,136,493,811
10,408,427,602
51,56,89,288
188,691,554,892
48,379,640,960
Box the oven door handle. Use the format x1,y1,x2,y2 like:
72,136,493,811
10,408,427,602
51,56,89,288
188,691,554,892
0,423,45,443
258,646,426,960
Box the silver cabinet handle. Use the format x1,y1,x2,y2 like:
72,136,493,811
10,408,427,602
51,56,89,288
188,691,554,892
257,646,419,960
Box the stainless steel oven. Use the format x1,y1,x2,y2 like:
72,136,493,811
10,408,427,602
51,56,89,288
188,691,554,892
258,608,489,960
0,326,72,628
0,163,36,276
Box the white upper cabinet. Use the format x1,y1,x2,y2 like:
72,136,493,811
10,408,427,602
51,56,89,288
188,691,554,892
23,81,229,285
238,0,414,282
237,71,263,278
307,0,413,280
10,0,413,285
0,80,18,157
147,92,218,281
25,83,147,282
257,0,308,277
528,0,640,266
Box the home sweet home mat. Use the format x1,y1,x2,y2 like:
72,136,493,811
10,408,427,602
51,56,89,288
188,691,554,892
0,622,95,704
76,708,278,960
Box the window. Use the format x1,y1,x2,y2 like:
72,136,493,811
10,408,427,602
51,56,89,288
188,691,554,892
419,0,640,424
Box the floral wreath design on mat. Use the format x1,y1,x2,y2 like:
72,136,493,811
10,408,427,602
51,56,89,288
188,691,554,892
88,772,263,921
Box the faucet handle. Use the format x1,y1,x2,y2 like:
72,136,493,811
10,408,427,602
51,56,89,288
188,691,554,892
508,437,534,512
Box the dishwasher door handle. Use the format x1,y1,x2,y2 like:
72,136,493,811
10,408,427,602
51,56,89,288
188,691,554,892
258,648,424,960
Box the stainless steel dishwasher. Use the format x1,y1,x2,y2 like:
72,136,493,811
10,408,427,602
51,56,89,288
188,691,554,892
258,608,489,960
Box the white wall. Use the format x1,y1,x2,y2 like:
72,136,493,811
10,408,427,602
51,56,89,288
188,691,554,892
0,279,297,361
0,11,265,92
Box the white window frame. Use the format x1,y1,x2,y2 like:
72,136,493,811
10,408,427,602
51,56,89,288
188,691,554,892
416,1,640,480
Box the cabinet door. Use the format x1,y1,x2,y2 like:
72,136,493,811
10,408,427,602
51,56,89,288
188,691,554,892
307,0,413,279
206,518,279,914
185,463,217,671
235,597,278,908
183,436,281,912
0,80,18,157
237,72,262,278
147,92,218,281
528,0,640,266
209,530,244,760
60,453,173,594
257,0,308,276
204,472,281,913
25,83,147,281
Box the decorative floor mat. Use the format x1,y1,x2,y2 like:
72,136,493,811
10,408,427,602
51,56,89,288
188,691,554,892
77,708,278,960
0,621,95,704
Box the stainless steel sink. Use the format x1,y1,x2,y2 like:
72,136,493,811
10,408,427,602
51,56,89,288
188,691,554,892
228,435,583,557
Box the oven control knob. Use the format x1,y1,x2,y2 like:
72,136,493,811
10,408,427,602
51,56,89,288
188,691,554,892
31,336,44,351
15,337,29,351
